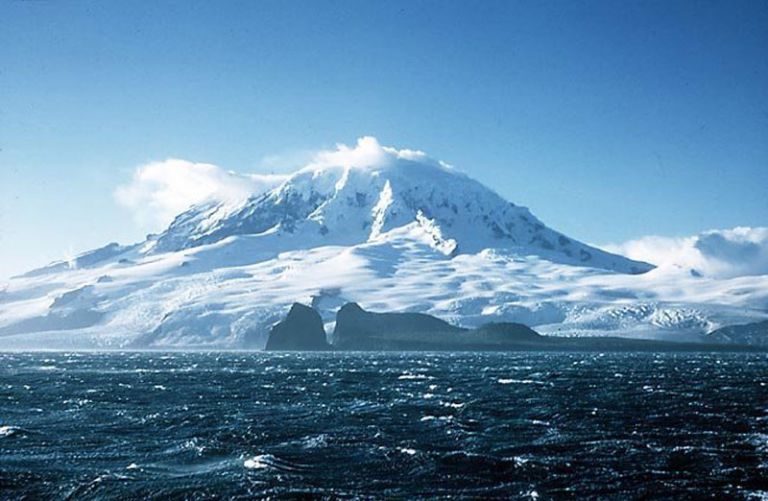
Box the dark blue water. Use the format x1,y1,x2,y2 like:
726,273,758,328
1,352,767,499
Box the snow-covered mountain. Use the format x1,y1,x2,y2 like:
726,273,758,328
1,137,766,349
148,138,650,273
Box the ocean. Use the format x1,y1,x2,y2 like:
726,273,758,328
1,352,766,499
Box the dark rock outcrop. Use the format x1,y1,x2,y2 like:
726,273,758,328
330,302,763,352
265,303,329,351
333,302,464,350
708,320,768,347
333,303,548,350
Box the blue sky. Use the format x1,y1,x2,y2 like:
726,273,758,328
1,0,766,278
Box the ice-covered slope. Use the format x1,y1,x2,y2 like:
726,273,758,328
149,138,652,274
1,138,766,349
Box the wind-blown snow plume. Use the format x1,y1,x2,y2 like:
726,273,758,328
115,159,287,231
602,227,768,278
304,136,449,171
307,136,388,169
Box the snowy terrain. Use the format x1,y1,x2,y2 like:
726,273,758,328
1,137,766,349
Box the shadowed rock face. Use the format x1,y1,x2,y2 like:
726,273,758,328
262,302,764,353
265,303,329,351
333,302,465,350
471,322,543,343
329,303,759,352
708,320,768,347
333,303,545,350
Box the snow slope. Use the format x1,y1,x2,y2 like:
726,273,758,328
149,137,651,274
1,138,766,349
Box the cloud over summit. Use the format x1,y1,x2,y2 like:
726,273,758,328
303,136,442,171
114,138,452,232
114,140,768,282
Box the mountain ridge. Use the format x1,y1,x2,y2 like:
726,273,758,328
1,137,766,349
146,137,653,274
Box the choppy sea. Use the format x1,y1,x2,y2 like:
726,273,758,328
1,352,767,499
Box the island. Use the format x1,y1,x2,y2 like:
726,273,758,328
264,302,763,352
264,303,330,351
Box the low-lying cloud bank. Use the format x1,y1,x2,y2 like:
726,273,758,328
115,159,287,231
602,227,768,279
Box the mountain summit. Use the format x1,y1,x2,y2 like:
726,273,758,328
2,137,766,349
150,137,651,274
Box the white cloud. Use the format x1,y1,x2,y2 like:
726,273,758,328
602,227,768,278
302,136,453,172
306,136,390,170
113,138,438,233
115,159,286,231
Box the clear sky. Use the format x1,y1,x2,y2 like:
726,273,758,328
1,0,766,278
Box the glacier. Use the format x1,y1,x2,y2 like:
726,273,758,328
1,137,766,349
